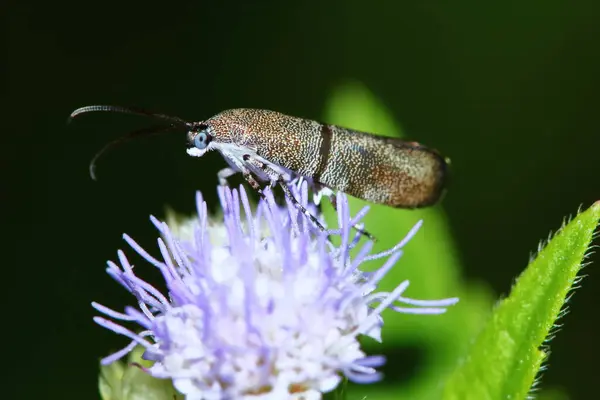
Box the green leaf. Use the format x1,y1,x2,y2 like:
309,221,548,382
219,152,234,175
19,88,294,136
443,202,600,400
99,346,183,400
322,81,494,399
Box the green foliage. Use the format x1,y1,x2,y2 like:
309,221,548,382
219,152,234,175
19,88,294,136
322,81,494,399
442,202,600,400
99,346,182,400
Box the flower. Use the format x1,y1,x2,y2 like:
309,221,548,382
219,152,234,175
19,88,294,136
93,183,459,400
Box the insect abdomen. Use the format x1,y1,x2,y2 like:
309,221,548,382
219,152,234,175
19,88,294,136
316,126,448,208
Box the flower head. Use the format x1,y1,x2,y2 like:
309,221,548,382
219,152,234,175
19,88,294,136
93,183,458,399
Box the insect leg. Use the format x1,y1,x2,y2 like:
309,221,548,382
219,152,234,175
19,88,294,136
241,170,266,200
313,183,376,241
242,155,327,232
217,167,237,186
243,156,374,240
311,183,335,207
278,180,328,233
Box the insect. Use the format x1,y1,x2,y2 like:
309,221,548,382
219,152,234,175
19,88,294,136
69,105,449,239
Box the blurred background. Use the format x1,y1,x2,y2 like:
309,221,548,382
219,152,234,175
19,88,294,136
4,1,599,399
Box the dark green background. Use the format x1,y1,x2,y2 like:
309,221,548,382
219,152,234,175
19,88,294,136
4,1,599,398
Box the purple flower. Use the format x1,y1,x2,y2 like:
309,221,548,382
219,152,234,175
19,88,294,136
93,183,458,399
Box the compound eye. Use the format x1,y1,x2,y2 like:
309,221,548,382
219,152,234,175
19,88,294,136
194,131,210,150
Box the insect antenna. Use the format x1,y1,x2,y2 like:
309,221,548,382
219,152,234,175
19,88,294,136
68,105,193,180
88,124,180,180
68,105,192,127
